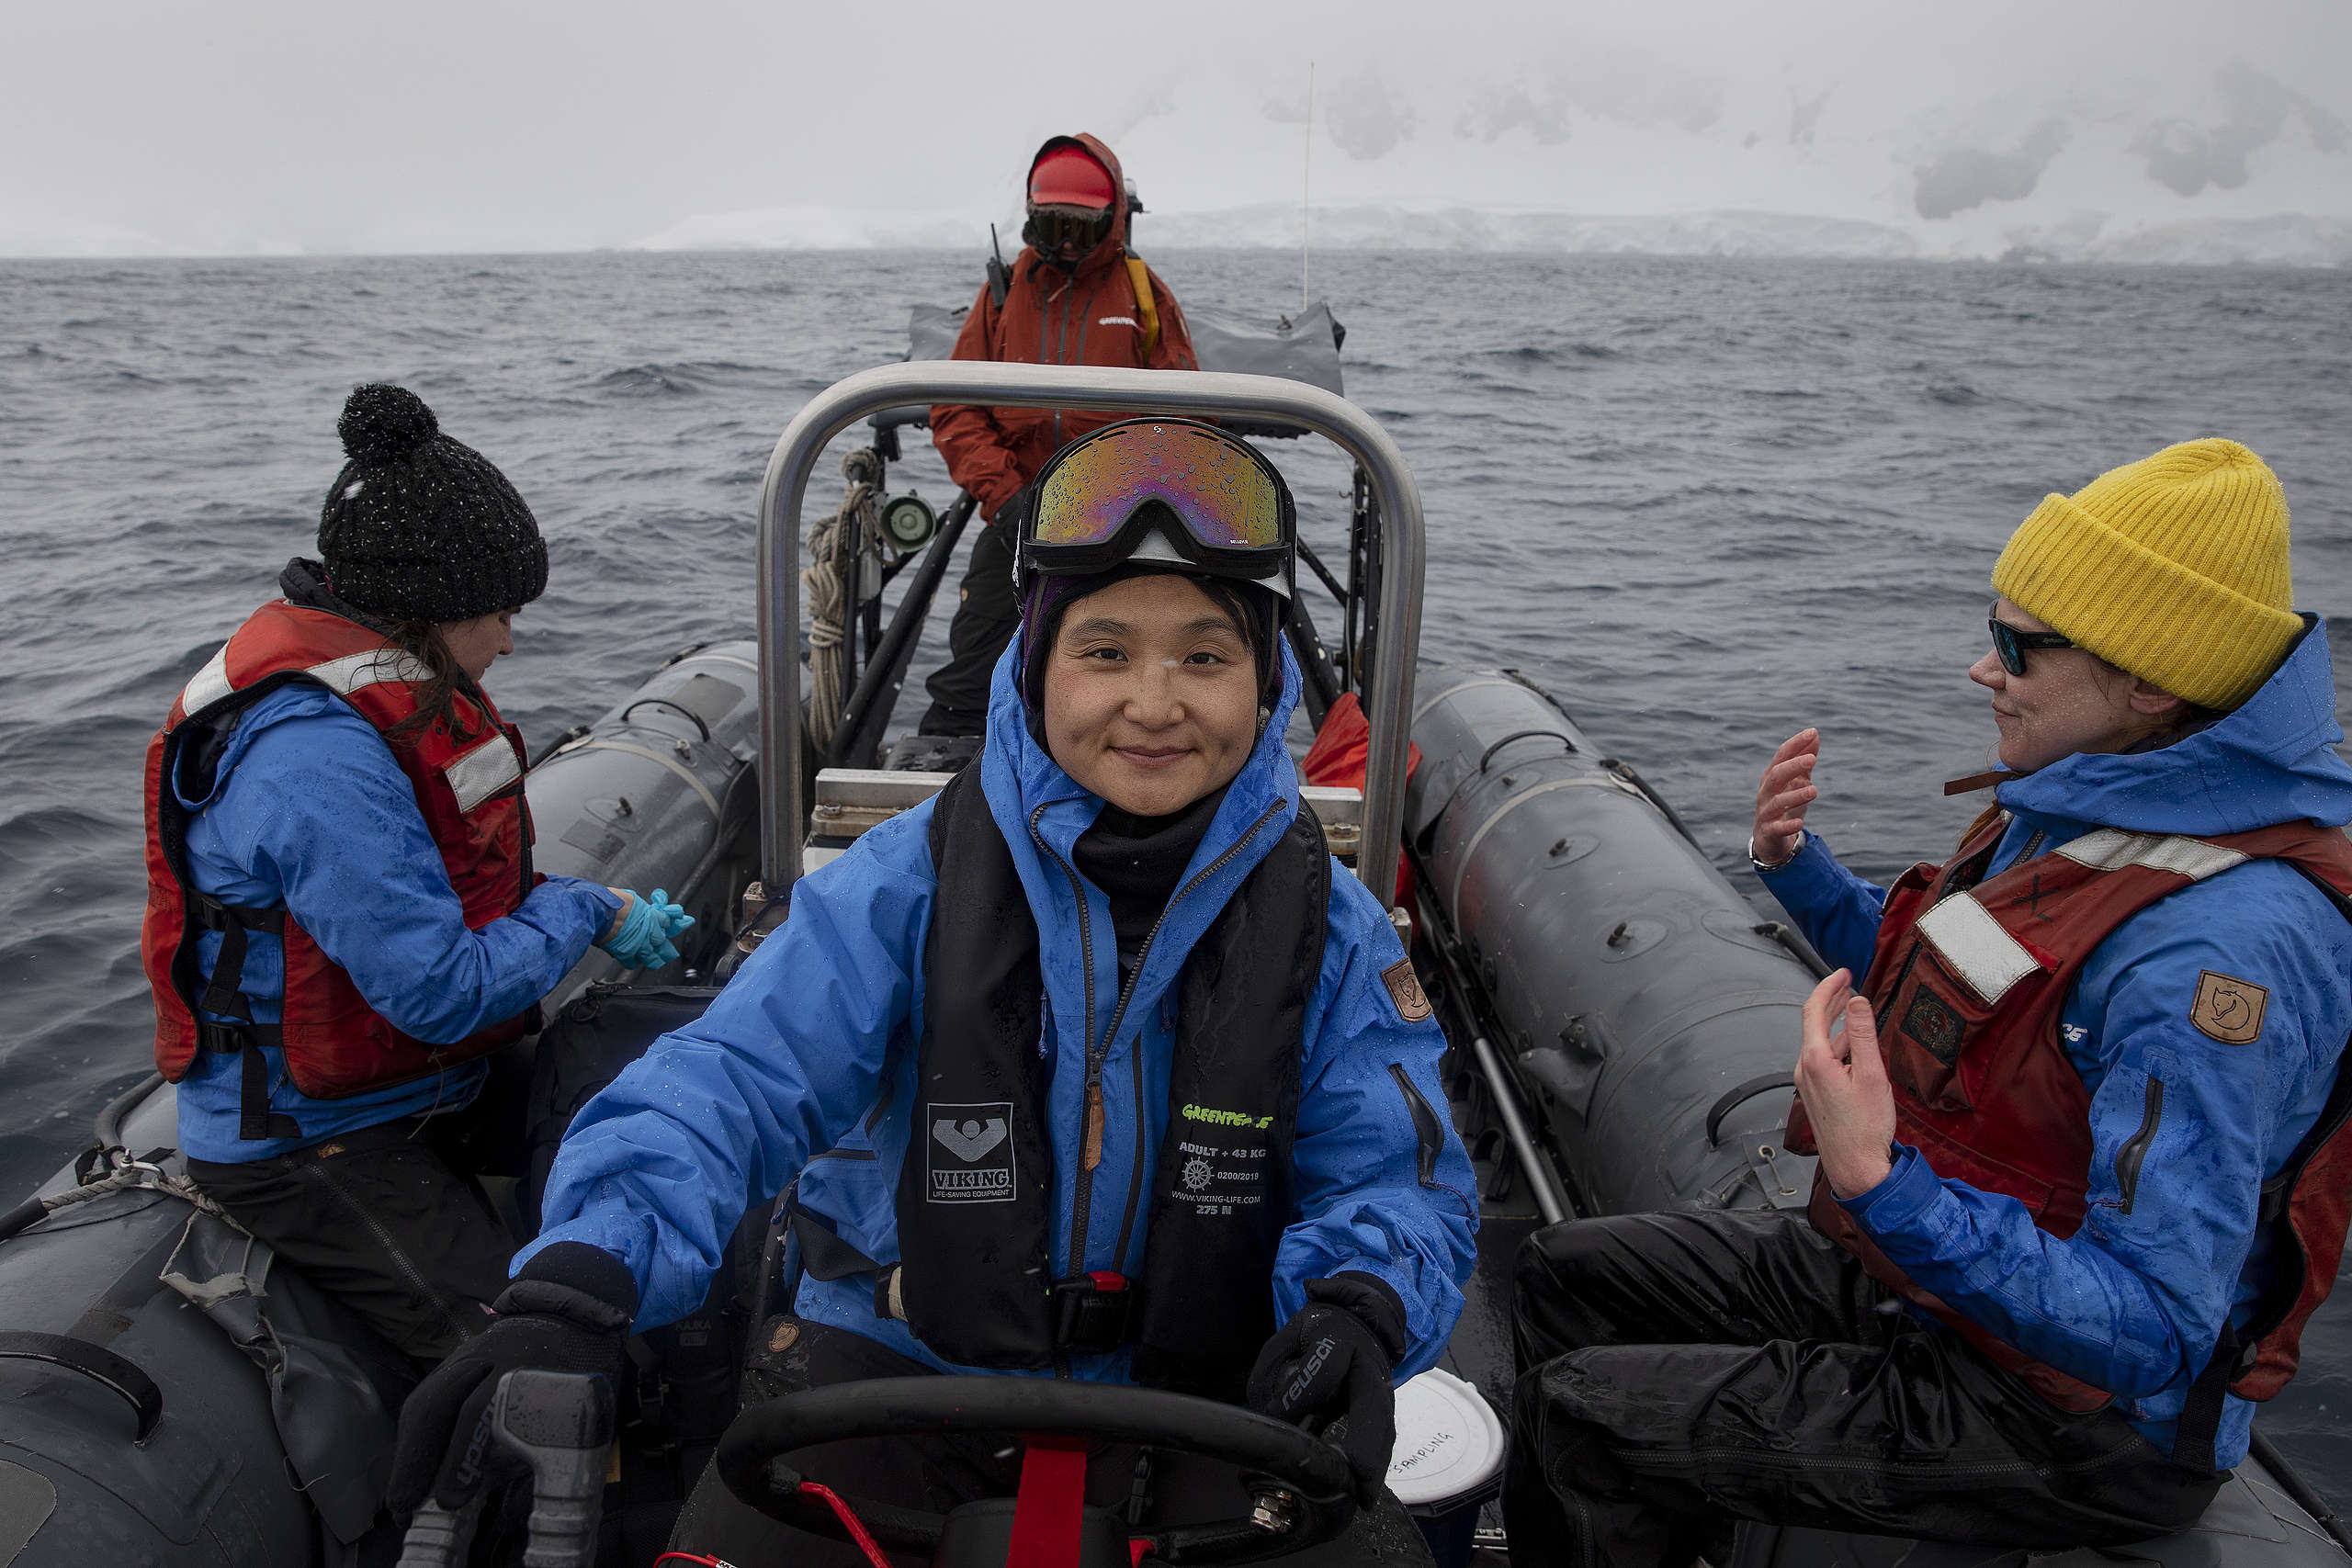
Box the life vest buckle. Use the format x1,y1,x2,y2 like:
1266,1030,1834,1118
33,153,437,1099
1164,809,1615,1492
1049,1271,1137,1355
195,1020,276,1054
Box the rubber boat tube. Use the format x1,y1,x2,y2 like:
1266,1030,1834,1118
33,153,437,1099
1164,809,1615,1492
1407,667,1821,1218
528,638,762,998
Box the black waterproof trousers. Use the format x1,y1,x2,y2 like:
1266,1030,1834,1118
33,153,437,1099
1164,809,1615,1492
918,519,1023,737
1505,1209,2222,1568
185,1048,534,1366
672,1316,1433,1568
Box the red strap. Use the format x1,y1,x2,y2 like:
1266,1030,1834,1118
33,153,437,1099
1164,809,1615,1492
797,1481,894,1568
1006,1437,1091,1568
1128,1540,1155,1567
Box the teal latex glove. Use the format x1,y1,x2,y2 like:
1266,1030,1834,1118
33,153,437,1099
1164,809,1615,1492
598,887,695,970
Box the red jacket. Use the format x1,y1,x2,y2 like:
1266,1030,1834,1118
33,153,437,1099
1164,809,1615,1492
1789,816,2352,1424
144,601,538,1133
930,134,1198,520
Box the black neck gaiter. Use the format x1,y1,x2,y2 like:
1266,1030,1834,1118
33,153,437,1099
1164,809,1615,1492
1071,784,1229,975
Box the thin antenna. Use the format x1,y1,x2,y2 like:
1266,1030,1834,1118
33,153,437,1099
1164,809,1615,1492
1302,61,1315,312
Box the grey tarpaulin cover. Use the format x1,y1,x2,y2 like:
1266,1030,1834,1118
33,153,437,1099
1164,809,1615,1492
162,1213,405,1546
885,295,1346,438
903,299,1344,394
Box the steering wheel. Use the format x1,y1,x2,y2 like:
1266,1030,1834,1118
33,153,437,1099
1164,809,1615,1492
716,1376,1357,1565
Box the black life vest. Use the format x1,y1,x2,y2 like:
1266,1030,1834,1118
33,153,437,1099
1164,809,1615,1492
892,765,1329,1395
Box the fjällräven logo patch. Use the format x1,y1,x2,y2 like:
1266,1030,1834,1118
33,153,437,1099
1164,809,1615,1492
1382,959,1433,1022
2191,970,2267,1045
927,1102,1015,1202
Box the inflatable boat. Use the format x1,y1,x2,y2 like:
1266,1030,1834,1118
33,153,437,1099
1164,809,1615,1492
0,340,2345,1568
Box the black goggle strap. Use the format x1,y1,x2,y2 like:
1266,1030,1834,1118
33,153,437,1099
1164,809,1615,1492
1022,503,1290,580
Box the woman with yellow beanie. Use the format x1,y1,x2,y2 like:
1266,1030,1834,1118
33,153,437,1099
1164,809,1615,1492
1506,439,2352,1564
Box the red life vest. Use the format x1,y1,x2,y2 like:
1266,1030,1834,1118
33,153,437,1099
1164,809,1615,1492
142,599,541,1142
1787,815,2352,1461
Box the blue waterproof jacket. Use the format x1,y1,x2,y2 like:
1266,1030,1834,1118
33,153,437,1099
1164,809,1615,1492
528,642,1480,1381
174,682,620,1163
1762,619,2352,1465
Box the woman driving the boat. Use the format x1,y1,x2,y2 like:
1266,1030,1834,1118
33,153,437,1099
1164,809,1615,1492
143,384,692,1368
1510,438,2352,1564
388,417,1479,1559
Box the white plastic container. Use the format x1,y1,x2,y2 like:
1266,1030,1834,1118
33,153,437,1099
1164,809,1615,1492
1386,1369,1508,1568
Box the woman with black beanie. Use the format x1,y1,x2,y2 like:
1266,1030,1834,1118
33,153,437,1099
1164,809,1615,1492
140,384,689,1365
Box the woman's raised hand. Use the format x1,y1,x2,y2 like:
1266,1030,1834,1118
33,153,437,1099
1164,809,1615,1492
1793,969,1894,1200
1751,728,1821,870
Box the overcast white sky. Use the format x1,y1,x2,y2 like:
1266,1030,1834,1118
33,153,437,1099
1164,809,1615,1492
4,0,2348,254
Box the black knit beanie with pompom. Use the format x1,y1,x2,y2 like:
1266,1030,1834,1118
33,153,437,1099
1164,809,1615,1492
315,384,548,624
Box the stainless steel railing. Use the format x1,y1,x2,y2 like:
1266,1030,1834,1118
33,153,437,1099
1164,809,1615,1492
755,362,1424,908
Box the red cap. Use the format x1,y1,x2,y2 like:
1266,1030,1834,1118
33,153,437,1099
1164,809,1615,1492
1028,147,1116,209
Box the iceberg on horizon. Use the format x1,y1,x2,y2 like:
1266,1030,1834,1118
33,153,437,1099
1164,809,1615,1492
628,203,2352,267
1142,204,1920,259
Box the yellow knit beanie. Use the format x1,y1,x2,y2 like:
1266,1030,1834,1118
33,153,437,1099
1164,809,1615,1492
1991,438,2299,710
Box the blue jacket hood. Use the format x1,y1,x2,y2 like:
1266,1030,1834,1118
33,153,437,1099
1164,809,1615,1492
1997,615,2352,838
978,627,1307,1050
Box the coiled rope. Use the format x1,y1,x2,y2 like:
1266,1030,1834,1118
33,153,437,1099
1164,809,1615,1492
804,448,886,756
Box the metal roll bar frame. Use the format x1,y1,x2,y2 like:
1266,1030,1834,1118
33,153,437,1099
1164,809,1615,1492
756,362,1424,908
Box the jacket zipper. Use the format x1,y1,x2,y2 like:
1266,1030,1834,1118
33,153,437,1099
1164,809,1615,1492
300,1160,473,1347
2116,1077,2165,1214
1388,1063,1445,1188
1052,286,1076,446
1096,800,1286,1277
1069,276,1099,370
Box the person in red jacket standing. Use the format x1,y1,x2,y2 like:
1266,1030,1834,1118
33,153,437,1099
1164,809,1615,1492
918,133,1199,739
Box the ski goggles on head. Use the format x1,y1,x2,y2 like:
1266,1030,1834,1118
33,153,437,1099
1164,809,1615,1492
1022,419,1295,595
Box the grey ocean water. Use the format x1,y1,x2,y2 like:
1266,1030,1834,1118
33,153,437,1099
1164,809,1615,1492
4,249,2349,1500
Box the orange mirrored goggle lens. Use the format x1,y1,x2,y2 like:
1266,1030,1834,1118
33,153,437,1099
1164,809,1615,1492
1032,423,1283,551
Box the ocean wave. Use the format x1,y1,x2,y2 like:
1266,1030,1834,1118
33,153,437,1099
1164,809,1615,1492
591,359,773,397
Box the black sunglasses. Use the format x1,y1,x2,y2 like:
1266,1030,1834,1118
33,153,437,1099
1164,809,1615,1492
1988,603,2075,676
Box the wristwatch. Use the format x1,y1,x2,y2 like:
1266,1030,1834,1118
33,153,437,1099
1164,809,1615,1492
1748,831,1804,874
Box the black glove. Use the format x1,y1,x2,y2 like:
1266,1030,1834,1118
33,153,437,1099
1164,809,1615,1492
386,1241,638,1515
1246,1274,1409,1505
